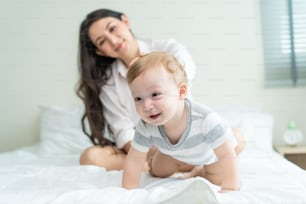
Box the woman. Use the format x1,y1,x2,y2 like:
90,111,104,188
77,8,197,170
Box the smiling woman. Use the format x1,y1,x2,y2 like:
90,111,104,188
87,13,138,65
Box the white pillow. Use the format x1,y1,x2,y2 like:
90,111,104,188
239,111,274,152
38,105,92,155
38,104,274,154
215,107,274,152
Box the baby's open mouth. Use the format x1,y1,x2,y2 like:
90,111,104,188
150,113,161,119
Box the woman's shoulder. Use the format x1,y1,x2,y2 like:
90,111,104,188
138,38,185,52
138,37,177,44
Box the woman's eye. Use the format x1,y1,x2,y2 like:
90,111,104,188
98,40,105,46
110,25,116,32
134,97,142,102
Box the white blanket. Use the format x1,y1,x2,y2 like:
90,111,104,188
1,106,306,204
0,145,218,204
1,144,306,204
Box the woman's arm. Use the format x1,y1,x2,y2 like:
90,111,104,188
100,83,137,149
122,146,147,189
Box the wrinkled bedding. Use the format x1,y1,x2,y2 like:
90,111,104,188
1,144,306,204
1,106,306,204
0,145,218,204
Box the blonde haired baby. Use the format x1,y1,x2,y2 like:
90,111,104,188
122,52,243,192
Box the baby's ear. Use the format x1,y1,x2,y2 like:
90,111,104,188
179,83,188,99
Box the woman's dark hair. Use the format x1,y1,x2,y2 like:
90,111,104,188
76,9,123,146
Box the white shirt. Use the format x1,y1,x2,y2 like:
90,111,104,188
99,38,197,148
132,99,237,165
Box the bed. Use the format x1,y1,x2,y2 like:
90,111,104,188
1,105,306,204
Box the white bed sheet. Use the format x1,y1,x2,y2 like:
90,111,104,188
1,106,306,204
1,144,306,204
0,145,218,204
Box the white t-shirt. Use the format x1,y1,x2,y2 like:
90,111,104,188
99,38,197,148
132,99,237,165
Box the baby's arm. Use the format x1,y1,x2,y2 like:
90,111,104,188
214,140,240,192
122,146,147,189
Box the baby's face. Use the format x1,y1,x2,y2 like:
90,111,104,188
129,65,181,126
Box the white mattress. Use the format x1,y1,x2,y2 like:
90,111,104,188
1,144,306,204
1,106,306,204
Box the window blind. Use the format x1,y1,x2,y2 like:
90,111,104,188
260,0,306,87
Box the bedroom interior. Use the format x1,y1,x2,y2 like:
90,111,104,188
0,0,306,203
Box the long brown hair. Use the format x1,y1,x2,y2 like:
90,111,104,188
76,9,124,146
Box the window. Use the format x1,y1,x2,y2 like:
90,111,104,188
260,0,306,87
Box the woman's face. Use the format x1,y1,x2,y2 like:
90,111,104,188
88,15,136,61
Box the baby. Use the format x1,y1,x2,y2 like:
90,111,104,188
122,52,241,192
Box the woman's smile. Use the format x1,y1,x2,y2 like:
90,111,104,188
115,40,125,52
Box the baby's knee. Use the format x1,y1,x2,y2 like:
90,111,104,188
148,151,179,178
149,159,177,178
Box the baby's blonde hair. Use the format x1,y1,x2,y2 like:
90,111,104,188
127,52,188,85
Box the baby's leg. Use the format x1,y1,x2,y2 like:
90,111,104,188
149,151,181,178
202,163,222,185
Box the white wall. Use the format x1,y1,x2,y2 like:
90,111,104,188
0,0,305,152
